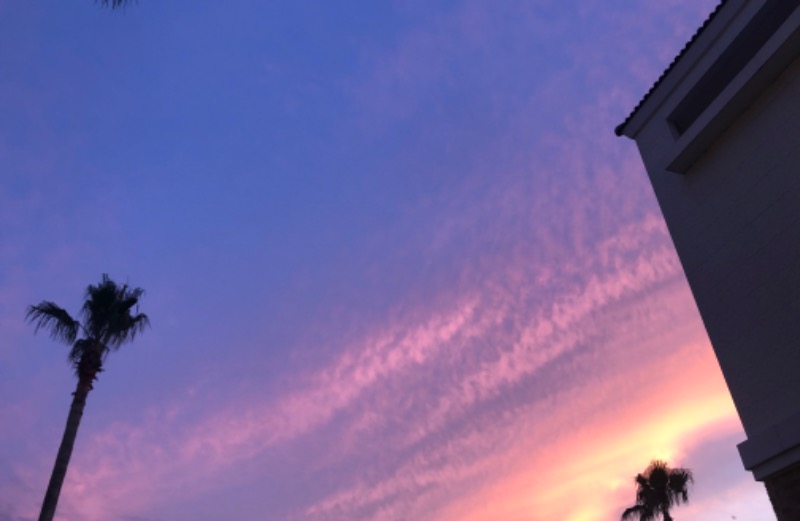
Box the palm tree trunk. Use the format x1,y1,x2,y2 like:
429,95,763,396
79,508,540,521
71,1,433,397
38,377,93,521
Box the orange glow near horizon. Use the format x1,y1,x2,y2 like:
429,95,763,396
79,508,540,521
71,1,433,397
436,340,742,521
3,2,780,520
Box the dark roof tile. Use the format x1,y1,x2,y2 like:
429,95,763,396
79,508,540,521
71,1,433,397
614,0,730,136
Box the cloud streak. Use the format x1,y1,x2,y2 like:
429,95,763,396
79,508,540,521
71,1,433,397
0,1,774,520
44,210,724,521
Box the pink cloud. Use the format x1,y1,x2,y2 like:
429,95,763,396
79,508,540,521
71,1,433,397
302,336,740,521
3,4,765,521
38,202,740,521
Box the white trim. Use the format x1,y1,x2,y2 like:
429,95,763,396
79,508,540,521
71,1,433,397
667,5,800,172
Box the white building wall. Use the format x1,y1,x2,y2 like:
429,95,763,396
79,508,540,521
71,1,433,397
637,54,800,439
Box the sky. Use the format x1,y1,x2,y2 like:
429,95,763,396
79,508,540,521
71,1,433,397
0,1,778,520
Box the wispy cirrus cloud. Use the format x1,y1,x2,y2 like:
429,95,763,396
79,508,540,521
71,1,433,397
2,1,774,521
46,207,712,521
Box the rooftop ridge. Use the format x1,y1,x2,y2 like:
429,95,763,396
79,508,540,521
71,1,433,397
614,0,730,136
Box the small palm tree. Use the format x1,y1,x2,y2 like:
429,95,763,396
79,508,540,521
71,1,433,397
27,275,149,521
621,460,693,521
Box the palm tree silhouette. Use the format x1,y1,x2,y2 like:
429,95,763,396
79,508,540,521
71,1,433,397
621,460,693,521
99,0,135,8
27,275,149,521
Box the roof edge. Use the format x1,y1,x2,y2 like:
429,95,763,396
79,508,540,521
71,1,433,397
614,0,729,137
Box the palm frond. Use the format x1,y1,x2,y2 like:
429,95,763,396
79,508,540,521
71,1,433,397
624,460,692,521
668,468,693,504
82,274,116,338
621,505,641,520
129,311,149,335
645,461,670,489
81,275,150,345
26,302,79,344
28,274,148,385
107,311,150,349
98,0,137,9
621,504,657,521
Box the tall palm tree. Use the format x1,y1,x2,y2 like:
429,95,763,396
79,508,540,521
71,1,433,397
27,275,149,521
621,460,693,521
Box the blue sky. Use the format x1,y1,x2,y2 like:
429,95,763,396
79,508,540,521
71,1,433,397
0,1,776,520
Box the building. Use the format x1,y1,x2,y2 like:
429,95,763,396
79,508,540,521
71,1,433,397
615,0,800,518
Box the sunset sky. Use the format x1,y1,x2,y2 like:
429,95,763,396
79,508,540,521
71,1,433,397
0,1,777,520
